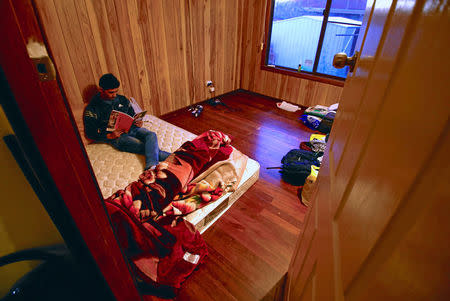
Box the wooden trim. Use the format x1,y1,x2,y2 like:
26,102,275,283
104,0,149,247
260,0,346,88
312,0,332,72
262,272,287,300
261,65,345,87
237,89,308,109
261,0,275,68
159,89,309,120
159,89,244,119
0,1,141,300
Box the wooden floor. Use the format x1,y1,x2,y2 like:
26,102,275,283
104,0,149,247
148,90,314,300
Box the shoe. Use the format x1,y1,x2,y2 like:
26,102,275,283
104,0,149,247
191,105,203,117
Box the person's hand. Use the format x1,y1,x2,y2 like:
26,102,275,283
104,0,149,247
107,129,124,139
133,120,143,127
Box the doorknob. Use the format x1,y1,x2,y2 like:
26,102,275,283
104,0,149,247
333,51,359,72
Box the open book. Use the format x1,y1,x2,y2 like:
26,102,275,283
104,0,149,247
106,110,147,132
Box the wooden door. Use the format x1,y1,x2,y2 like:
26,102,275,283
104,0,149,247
0,1,141,300
286,1,450,300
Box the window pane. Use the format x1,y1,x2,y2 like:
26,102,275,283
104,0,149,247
316,0,368,77
268,0,327,72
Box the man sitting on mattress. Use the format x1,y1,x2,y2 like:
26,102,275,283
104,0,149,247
84,73,170,170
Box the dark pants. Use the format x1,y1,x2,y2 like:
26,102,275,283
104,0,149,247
109,126,170,169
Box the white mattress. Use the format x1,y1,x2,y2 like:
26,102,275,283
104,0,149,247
85,115,259,233
186,158,259,233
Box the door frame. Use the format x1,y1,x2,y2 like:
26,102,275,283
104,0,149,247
0,1,140,300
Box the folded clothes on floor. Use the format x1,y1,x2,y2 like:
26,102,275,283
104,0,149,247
277,101,300,112
304,105,329,118
300,114,322,130
324,111,336,120
303,104,338,133
300,141,326,153
317,118,333,134
310,134,327,142
304,103,339,118
329,103,339,111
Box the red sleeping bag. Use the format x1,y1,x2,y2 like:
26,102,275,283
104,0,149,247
104,131,232,291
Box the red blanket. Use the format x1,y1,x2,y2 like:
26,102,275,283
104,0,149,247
105,131,232,289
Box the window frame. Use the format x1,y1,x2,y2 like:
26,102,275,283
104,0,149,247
261,0,347,87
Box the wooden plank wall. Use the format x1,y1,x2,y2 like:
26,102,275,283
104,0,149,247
34,0,244,142
34,0,343,143
240,0,344,107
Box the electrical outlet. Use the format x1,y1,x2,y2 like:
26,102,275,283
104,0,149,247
206,80,213,87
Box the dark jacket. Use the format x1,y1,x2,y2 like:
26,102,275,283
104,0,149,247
84,93,135,141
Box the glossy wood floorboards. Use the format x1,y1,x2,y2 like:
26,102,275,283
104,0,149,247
149,91,314,300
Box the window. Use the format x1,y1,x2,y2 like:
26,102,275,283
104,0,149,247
265,0,368,80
